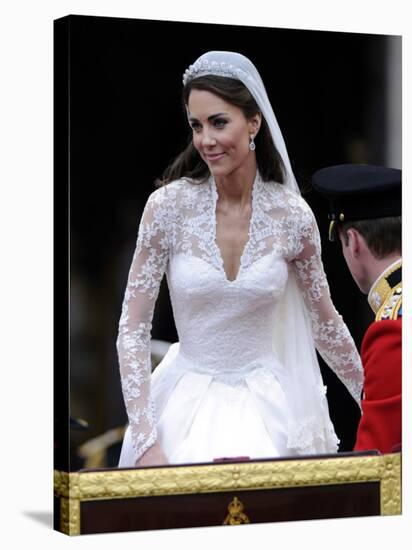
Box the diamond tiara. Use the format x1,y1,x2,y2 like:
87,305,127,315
182,59,250,86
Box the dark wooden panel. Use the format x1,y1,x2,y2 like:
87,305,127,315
80,482,380,534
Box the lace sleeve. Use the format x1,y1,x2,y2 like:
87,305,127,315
291,200,364,407
116,188,171,464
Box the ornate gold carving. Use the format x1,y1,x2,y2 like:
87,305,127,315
54,470,81,535
60,497,80,536
380,453,401,515
54,453,402,534
55,455,391,501
223,496,250,525
54,470,80,499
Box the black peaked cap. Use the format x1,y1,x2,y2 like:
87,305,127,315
311,164,401,240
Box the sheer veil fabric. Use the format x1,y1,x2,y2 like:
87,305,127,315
182,51,300,194
183,51,362,452
116,51,363,467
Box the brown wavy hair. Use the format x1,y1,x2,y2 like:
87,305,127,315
155,75,286,187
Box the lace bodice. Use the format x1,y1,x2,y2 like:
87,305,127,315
116,173,363,464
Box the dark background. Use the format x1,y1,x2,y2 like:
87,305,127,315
56,15,401,469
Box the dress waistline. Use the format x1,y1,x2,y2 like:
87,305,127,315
177,348,283,379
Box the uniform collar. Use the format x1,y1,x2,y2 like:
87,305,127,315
368,258,402,315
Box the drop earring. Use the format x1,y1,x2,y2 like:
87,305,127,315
249,136,256,151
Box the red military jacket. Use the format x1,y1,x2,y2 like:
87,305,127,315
354,261,402,454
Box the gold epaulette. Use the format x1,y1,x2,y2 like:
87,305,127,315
376,283,402,321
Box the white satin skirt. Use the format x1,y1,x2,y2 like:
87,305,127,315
118,342,300,467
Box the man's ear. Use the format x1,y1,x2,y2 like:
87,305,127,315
346,228,367,258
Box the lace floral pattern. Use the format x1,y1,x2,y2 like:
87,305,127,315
291,201,364,406
117,174,363,463
116,191,171,463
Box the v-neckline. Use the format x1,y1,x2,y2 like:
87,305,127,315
210,173,260,284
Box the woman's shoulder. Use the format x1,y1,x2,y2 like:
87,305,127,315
151,177,207,197
263,181,312,215
147,177,209,214
147,178,186,203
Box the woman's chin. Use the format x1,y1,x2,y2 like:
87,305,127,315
208,165,230,178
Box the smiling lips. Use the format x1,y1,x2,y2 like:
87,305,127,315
205,152,226,162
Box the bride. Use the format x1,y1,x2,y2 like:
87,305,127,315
116,51,363,468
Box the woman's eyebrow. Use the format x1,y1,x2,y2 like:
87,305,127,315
188,112,229,122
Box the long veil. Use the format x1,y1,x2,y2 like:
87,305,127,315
184,51,339,453
273,274,339,453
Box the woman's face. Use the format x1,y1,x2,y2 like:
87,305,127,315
187,89,260,179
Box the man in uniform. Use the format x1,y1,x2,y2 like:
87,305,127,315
311,164,401,454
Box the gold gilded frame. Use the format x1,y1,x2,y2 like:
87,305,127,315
54,452,401,535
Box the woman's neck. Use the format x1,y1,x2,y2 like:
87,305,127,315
213,161,258,210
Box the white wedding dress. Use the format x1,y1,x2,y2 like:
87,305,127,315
116,173,363,467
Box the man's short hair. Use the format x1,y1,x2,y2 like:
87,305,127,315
340,216,401,259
